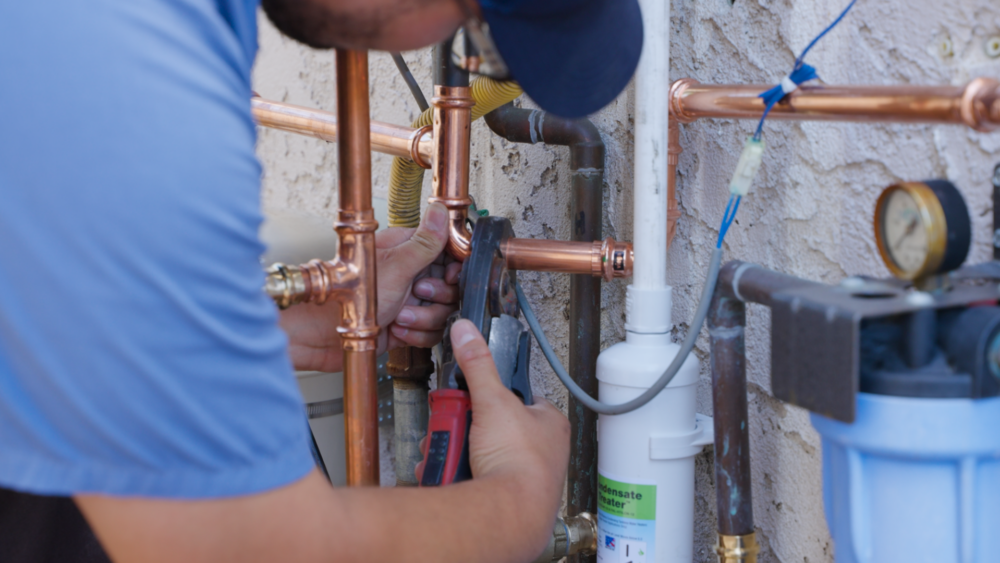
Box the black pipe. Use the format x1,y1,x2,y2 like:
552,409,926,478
709,261,819,537
485,104,604,563
432,36,469,88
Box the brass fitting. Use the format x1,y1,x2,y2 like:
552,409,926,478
265,263,307,310
532,513,598,563
264,258,357,309
715,532,760,563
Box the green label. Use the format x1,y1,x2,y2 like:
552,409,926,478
598,475,656,520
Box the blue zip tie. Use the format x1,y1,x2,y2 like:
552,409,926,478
754,0,857,141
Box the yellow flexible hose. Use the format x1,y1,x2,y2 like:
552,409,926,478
387,77,522,228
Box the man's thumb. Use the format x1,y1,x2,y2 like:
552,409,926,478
392,202,449,277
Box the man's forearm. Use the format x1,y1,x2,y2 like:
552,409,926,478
78,469,556,563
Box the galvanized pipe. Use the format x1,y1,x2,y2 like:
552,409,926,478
484,104,604,563
387,347,434,487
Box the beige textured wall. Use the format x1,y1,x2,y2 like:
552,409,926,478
253,3,1000,561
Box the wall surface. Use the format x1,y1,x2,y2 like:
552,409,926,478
252,2,1000,561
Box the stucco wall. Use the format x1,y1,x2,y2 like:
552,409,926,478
252,2,1000,561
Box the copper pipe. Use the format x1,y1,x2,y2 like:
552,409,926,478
251,97,434,165
668,78,1000,131
342,347,379,486
428,85,476,260
336,49,380,487
503,237,633,282
666,119,682,249
664,78,1000,251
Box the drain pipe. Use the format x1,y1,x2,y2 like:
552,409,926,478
594,0,712,561
484,104,604,563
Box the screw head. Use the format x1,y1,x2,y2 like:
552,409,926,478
939,37,955,58
986,36,1000,58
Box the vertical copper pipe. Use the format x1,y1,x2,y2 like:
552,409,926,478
666,120,682,249
336,49,380,487
428,85,475,260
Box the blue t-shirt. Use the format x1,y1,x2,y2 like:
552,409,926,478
0,0,315,497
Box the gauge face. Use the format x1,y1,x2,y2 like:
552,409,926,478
874,181,970,281
881,189,928,275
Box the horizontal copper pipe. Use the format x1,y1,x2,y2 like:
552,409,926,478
251,97,434,164
669,78,1000,131
503,237,633,282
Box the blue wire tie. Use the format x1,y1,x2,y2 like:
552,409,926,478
754,0,857,141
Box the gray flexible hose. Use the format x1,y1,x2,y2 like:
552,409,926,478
517,248,723,415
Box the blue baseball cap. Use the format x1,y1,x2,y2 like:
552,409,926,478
479,0,643,118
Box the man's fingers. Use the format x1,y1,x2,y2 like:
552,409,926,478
450,320,506,399
395,304,456,331
382,203,449,282
445,261,462,284
412,278,459,304
389,326,445,348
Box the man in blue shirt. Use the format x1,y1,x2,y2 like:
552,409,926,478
0,0,642,561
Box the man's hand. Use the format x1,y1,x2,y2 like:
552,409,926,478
78,318,570,563
417,319,570,555
280,202,460,372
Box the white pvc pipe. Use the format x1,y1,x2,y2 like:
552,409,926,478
596,2,713,563
631,0,670,293
625,0,674,335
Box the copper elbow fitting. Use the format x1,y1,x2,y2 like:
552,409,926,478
668,78,701,124
960,77,1000,132
429,85,476,261
715,532,760,563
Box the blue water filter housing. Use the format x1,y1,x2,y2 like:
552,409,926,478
812,394,1000,563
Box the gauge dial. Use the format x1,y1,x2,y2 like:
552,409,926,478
882,190,929,274
874,181,971,281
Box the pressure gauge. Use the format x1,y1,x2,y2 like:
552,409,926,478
874,180,971,280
